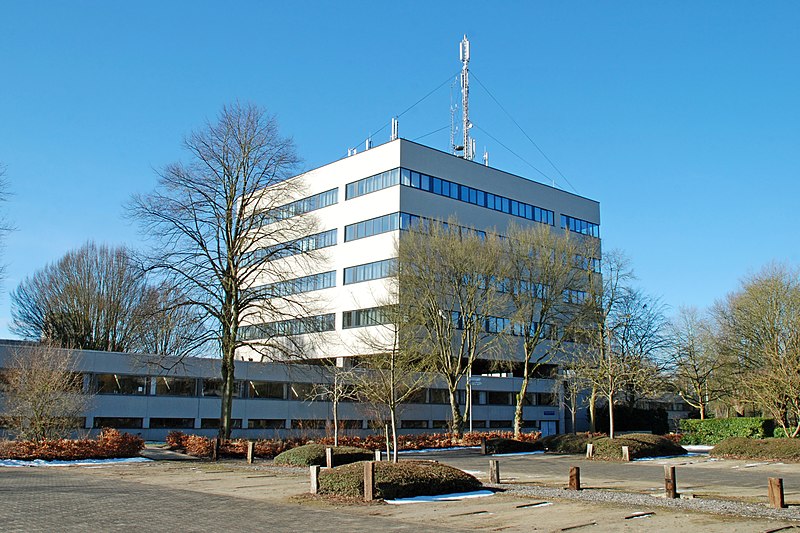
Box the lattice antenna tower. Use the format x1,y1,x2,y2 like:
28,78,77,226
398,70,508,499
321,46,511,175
459,35,475,161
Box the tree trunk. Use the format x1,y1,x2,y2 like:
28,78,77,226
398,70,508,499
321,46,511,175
219,344,235,440
332,398,339,447
699,402,706,421
449,388,463,439
513,377,529,439
390,408,399,462
608,392,615,439
589,387,597,433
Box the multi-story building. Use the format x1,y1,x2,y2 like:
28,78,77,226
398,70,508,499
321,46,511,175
0,139,600,441
236,137,600,371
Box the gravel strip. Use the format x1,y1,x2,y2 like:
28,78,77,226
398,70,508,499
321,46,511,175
502,483,800,522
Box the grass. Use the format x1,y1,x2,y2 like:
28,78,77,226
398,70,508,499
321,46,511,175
273,443,373,467
711,437,800,462
540,432,686,460
319,460,482,499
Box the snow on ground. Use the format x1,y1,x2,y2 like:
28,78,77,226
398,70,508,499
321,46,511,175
683,445,714,453
0,457,152,468
491,450,544,457
385,490,495,504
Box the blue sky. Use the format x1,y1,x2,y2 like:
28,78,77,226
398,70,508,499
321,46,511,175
0,1,798,337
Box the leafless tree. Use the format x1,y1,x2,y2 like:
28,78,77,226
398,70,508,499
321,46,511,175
571,251,668,438
11,242,152,352
501,223,595,438
713,264,800,437
308,363,360,447
0,164,12,283
129,102,324,439
0,343,92,441
667,307,731,420
396,219,504,438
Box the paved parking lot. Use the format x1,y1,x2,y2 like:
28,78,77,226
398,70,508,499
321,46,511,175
3,449,800,532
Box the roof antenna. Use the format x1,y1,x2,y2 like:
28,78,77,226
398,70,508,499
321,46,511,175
483,148,489,166
390,117,399,141
459,35,474,161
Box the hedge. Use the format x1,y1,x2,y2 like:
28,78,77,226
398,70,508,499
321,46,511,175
711,437,800,461
319,460,482,499
588,433,686,460
679,418,774,445
484,438,542,455
0,429,145,461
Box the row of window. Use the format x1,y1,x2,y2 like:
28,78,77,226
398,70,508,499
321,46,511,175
249,271,336,299
342,306,391,329
344,212,489,243
249,229,338,263
88,417,553,431
240,313,336,341
399,167,556,226
561,214,600,238
343,258,397,285
264,188,338,224
447,311,556,339
345,168,399,200
91,374,558,406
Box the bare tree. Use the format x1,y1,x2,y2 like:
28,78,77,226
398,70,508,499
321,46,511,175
668,307,730,420
572,251,668,438
713,264,800,437
12,242,151,351
501,223,595,438
129,102,324,439
396,219,504,438
308,362,360,447
0,343,91,441
0,164,12,282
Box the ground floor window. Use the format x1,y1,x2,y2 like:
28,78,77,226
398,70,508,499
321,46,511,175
93,417,143,429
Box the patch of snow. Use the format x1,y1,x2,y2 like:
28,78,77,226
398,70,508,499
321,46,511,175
385,490,495,504
633,453,706,462
683,445,714,453
0,457,152,468
491,450,544,457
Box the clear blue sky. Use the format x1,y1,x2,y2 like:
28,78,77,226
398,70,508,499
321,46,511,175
1,1,798,337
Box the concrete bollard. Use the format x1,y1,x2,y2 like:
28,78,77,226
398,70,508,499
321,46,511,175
569,466,581,491
489,460,500,483
769,477,786,509
325,447,334,468
364,461,375,501
585,443,594,459
664,466,677,499
621,446,630,462
246,441,255,464
310,465,320,494
481,437,487,455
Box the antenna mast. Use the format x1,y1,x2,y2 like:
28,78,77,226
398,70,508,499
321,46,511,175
459,35,473,161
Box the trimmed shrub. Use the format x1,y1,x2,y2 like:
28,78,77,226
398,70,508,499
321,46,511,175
319,460,482,499
274,443,373,467
711,437,800,461
0,429,144,461
484,438,542,454
540,433,594,454
679,418,774,445
589,433,686,461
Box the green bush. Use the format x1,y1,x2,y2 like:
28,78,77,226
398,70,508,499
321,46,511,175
679,418,774,445
711,437,800,461
484,438,543,454
589,433,686,461
319,460,482,499
540,433,594,454
273,443,373,467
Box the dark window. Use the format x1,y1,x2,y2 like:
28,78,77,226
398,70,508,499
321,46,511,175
431,420,449,429
400,420,429,429
93,417,143,429
489,420,513,429
248,381,285,399
291,419,326,429
149,418,195,429
200,418,242,429
342,306,391,329
289,382,315,401
154,377,196,396
201,379,242,398
95,374,147,395
487,391,511,405
428,388,449,404
247,419,285,429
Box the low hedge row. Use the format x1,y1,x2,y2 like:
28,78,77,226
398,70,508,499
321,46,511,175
679,418,774,445
484,437,542,454
711,437,800,461
165,430,542,459
319,460,482,499
540,432,686,460
0,429,145,461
